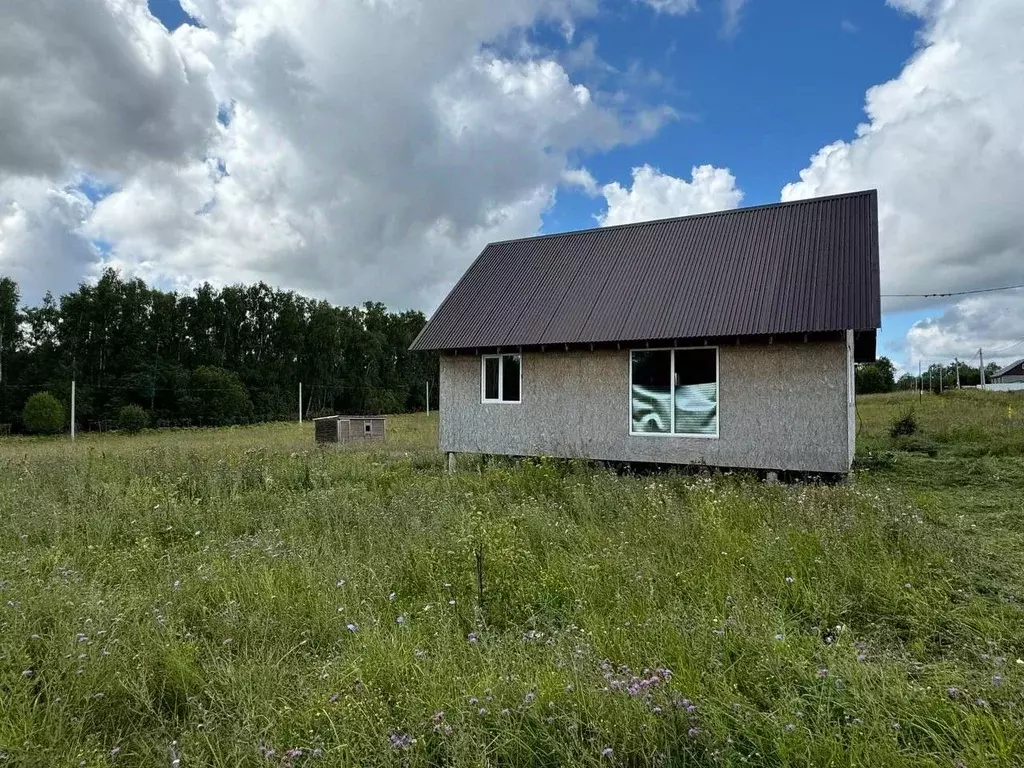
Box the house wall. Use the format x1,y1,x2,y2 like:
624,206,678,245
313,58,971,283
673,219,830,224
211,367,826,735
439,341,853,474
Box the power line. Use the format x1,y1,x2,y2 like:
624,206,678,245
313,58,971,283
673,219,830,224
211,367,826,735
881,282,1024,299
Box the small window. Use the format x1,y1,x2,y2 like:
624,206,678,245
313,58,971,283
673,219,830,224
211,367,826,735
365,422,372,433
630,347,718,437
482,354,522,403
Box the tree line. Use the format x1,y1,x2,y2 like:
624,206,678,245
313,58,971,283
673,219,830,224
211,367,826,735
0,271,437,433
856,356,1001,394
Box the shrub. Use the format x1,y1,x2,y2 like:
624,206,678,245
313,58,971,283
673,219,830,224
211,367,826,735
22,392,65,435
116,404,149,434
889,409,918,438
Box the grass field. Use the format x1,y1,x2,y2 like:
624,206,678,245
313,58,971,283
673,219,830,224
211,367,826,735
1,391,1023,766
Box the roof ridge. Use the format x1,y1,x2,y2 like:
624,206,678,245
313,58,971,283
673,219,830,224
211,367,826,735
486,189,878,247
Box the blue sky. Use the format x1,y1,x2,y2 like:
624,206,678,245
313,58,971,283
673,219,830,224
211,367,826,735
8,0,1019,372
146,0,926,364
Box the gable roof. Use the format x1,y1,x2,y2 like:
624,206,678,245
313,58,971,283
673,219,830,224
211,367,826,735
993,358,1024,378
411,189,881,354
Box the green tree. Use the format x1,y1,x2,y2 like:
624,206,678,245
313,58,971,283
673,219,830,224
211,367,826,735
855,356,896,394
185,366,253,425
116,404,149,434
22,392,65,434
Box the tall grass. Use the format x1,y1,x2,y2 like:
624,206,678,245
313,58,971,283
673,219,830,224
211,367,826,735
1,408,1022,766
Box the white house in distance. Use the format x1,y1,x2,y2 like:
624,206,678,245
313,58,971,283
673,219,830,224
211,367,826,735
411,190,882,476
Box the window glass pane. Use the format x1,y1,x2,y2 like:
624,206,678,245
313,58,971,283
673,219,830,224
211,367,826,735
502,355,521,402
674,348,717,435
631,350,671,433
484,357,499,400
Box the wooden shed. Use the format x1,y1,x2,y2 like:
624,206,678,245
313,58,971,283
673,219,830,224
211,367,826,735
314,415,387,445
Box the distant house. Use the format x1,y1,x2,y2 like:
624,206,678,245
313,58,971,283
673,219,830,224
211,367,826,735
411,190,881,475
991,358,1024,384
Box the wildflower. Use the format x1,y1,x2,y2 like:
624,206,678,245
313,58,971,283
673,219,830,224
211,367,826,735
784,724,795,732
478,707,488,716
173,580,182,590
329,693,340,702
785,576,794,584
21,669,32,678
336,579,345,587
857,652,868,662
975,698,989,708
346,623,359,632
110,747,120,758
396,615,404,625
652,706,663,715
524,691,536,705
312,747,323,758
817,668,829,678
222,637,233,645
601,747,614,758
775,633,784,641
431,711,445,722
565,684,574,693
469,696,478,705
947,687,960,699
892,722,901,730
467,632,478,644
992,675,1003,687
904,583,912,589
414,648,426,658
688,726,702,739
389,592,396,601
501,708,510,716
389,732,413,750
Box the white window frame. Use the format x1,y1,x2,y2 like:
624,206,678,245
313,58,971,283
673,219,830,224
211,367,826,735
628,346,719,439
481,353,522,404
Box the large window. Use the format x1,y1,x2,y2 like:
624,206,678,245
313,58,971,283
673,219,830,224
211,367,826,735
482,354,521,403
630,347,718,437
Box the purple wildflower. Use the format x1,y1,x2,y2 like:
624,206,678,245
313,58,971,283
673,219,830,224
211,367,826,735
346,623,359,632
601,747,614,758
947,687,960,699
467,632,478,644
975,698,989,708
389,732,413,750
688,727,702,739
992,675,1003,687
284,748,303,759
431,711,445,722
817,668,829,678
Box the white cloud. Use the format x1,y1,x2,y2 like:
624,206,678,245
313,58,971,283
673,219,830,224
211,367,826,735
0,178,96,301
0,0,678,311
782,0,1024,363
721,0,749,37
637,0,698,14
0,0,217,180
906,292,1024,368
598,164,743,226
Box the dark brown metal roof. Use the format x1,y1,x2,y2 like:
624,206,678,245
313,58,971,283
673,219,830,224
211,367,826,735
411,190,881,353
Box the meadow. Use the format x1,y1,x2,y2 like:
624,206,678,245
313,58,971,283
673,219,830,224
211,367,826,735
1,391,1023,767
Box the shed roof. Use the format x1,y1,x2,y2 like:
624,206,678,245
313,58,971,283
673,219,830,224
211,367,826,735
411,189,881,354
993,358,1024,378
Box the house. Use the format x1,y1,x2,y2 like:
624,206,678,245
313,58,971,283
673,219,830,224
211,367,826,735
410,190,881,475
991,358,1024,384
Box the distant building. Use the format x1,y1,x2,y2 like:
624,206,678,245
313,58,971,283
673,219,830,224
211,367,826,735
991,358,1024,384
411,190,881,475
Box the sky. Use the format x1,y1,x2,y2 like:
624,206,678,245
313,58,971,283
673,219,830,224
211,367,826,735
1,0,1022,373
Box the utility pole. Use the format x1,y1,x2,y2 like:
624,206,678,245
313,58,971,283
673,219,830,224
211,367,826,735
71,380,76,442
955,357,961,388
918,361,922,401
298,382,303,424
939,362,943,394
979,349,986,389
